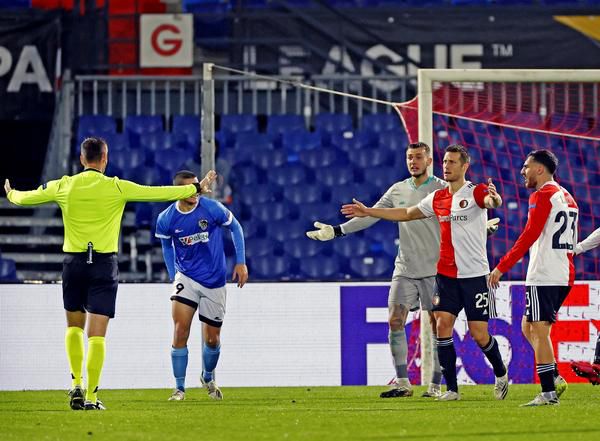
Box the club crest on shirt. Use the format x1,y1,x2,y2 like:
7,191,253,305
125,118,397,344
459,199,469,208
199,219,209,230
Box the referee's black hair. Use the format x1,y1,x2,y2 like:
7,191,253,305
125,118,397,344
527,149,558,175
173,170,197,185
81,137,107,163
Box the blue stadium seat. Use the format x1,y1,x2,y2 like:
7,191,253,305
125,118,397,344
362,220,398,243
109,149,146,177
348,148,391,168
363,166,406,189
268,163,310,186
378,129,409,152
220,146,254,166
140,132,175,151
231,164,261,186
234,133,275,151
268,219,307,242
125,115,164,136
245,238,280,259
250,256,291,280
172,115,200,145
332,236,371,259
331,131,377,152
252,149,288,169
349,256,393,279
78,115,117,140
299,256,342,280
220,114,257,134
238,184,282,205
267,114,306,139
298,148,346,168
362,113,399,133
102,133,130,151
300,202,340,225
0,258,18,282
285,238,329,259
314,113,353,140
137,202,169,230
314,165,355,186
154,149,189,173
381,238,399,258
282,131,322,152
131,164,171,186
283,184,324,204
251,202,291,222
330,183,378,205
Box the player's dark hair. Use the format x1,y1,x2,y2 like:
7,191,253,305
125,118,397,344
445,144,470,164
528,149,558,175
81,137,107,163
407,142,431,156
173,170,197,185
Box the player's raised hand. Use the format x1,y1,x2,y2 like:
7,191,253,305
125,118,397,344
306,221,335,241
4,179,12,195
486,217,500,236
232,263,248,288
199,170,217,193
487,178,501,208
341,198,369,218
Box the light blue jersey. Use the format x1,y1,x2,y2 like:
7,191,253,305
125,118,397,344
156,198,244,288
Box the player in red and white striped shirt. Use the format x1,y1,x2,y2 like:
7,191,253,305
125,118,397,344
342,145,508,402
489,149,577,406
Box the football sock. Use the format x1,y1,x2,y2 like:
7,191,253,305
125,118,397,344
537,363,556,393
594,334,600,365
554,363,560,379
202,343,221,382
437,337,458,392
85,336,105,403
431,331,443,384
65,326,84,388
389,329,409,379
480,336,507,377
171,346,189,392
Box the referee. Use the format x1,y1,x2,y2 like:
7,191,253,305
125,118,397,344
4,137,215,411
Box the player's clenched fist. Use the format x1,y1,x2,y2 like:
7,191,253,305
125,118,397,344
306,221,335,241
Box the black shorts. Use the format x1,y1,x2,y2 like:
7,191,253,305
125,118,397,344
433,273,495,322
525,285,571,323
62,252,119,318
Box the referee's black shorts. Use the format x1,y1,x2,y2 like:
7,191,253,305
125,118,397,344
62,252,119,318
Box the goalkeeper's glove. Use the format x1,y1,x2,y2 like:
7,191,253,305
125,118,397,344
487,218,500,236
306,221,345,241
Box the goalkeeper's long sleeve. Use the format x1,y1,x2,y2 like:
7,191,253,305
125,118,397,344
577,226,600,254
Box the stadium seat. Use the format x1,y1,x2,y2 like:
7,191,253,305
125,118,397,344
314,165,355,187
362,113,399,133
300,202,340,225
381,238,399,258
102,133,130,151
234,133,275,151
109,149,146,177
220,114,257,134
77,115,117,140
314,113,353,141
252,149,288,169
283,184,324,204
251,202,291,222
268,219,307,242
348,148,391,168
267,114,306,139
285,238,330,259
140,132,175,151
363,166,406,189
172,115,200,145
238,184,282,205
249,256,290,280
378,129,409,152
268,163,310,186
349,256,393,279
0,258,18,282
125,115,164,136
299,256,342,280
282,131,322,152
331,131,377,153
330,183,378,205
131,164,171,186
362,220,398,243
153,149,190,173
231,164,261,186
332,236,371,259
245,238,280,259
298,148,346,169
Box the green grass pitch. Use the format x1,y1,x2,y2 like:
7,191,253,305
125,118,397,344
1,385,598,441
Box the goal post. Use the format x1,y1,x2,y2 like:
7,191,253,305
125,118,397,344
415,68,600,386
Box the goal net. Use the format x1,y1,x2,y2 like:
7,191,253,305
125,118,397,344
398,70,600,385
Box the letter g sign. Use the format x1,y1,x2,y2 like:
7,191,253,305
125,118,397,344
140,14,193,67
151,24,182,56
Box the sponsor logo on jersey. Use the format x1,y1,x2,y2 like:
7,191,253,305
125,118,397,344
199,219,209,230
438,214,469,222
459,199,468,208
179,232,209,245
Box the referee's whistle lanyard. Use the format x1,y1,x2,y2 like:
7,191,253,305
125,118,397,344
87,242,93,264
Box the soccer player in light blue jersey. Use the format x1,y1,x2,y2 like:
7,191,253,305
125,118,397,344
155,170,248,401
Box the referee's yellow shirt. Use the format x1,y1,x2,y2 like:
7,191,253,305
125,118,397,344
7,169,197,253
